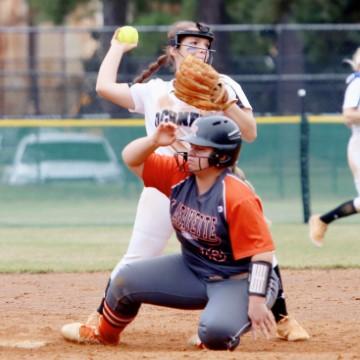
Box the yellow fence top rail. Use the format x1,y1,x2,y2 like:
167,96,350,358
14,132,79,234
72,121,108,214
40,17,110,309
0,115,343,127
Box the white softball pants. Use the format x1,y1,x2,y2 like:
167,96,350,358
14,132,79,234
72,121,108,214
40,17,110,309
111,187,173,279
347,134,360,210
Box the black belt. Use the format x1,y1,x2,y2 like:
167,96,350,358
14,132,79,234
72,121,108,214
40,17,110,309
207,272,249,281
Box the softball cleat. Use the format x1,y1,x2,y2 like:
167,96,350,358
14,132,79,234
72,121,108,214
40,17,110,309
309,214,328,247
61,322,103,344
276,316,310,341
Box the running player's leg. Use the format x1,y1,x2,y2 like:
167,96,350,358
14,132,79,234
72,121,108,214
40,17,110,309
348,134,360,211
319,199,358,224
310,135,360,246
319,132,360,219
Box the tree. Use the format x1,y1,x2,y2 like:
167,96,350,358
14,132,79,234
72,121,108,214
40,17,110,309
28,0,92,24
100,0,130,57
224,0,360,114
102,0,129,26
196,0,230,73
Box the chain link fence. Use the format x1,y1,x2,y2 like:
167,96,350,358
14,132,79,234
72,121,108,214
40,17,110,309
1,23,360,118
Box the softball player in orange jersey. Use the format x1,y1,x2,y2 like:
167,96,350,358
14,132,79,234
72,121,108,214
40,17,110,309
91,20,308,342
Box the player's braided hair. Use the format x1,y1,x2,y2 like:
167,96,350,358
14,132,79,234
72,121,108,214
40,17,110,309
132,54,169,84
132,21,199,84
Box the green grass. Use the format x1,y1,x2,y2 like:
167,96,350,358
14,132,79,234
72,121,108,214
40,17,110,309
270,223,359,268
0,183,358,272
0,223,358,273
0,183,141,227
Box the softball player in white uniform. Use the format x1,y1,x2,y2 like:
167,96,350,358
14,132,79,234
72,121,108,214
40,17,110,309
95,21,309,341
96,21,255,273
310,47,360,246
111,76,253,272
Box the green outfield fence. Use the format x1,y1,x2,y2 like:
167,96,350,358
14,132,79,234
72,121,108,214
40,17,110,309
0,115,357,227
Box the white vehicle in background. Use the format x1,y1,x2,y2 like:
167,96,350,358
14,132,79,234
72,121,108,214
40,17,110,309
3,131,122,185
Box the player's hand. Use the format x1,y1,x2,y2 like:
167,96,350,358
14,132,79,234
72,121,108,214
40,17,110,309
152,122,178,147
110,31,138,53
248,296,276,340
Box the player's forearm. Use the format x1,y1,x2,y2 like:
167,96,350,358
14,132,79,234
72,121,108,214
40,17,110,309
96,45,125,93
223,105,257,142
122,135,158,169
248,251,274,301
343,108,360,125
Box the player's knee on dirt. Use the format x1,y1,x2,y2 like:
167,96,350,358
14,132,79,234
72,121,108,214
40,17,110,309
198,320,240,350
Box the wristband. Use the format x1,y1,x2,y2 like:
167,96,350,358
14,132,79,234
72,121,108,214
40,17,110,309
248,261,272,297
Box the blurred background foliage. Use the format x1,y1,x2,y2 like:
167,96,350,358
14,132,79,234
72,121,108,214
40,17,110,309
2,0,359,117
25,0,360,73
26,0,360,26
28,0,91,24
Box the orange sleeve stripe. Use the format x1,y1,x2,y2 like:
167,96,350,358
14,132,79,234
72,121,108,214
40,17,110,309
224,175,275,260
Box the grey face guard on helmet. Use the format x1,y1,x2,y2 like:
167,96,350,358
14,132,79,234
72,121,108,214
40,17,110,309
168,22,216,64
175,147,241,171
175,137,241,171
174,150,217,172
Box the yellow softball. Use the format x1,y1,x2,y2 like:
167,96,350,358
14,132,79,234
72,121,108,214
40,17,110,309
116,26,139,44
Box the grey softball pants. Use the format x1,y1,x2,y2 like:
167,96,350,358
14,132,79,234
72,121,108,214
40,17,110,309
106,254,279,350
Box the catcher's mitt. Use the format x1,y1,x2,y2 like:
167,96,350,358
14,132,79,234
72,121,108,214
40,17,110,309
174,55,236,111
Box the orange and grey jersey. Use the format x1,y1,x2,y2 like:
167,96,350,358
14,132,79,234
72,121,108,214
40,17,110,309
143,154,275,280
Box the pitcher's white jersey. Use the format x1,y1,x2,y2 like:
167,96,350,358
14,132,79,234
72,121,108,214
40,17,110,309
129,76,252,155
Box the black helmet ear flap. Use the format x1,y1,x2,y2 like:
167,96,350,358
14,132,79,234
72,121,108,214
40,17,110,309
208,151,234,168
168,38,178,48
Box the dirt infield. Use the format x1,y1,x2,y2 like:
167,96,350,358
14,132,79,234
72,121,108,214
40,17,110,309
0,269,359,360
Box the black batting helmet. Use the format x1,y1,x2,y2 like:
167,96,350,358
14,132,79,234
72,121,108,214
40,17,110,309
168,22,215,48
181,115,242,168
168,22,215,64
